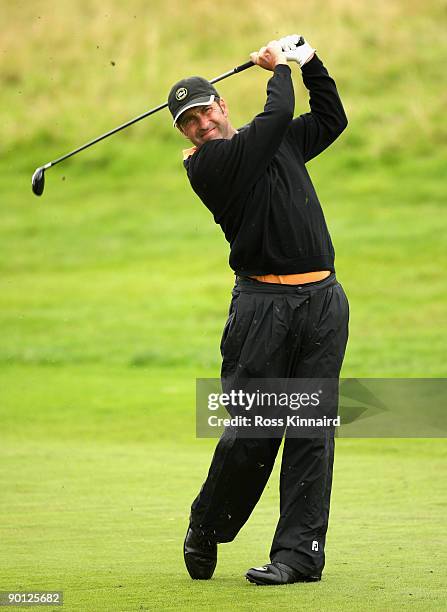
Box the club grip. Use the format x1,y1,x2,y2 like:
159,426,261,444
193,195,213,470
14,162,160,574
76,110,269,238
234,60,255,73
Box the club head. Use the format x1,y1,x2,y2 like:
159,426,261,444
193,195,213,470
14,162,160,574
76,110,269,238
31,167,45,196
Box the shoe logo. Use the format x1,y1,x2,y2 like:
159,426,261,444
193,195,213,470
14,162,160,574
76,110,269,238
312,541,319,551
253,566,269,571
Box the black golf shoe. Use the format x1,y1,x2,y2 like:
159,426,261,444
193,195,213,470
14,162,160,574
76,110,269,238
245,562,321,586
183,527,217,580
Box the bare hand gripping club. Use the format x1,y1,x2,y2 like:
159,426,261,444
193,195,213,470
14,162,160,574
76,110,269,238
31,37,306,196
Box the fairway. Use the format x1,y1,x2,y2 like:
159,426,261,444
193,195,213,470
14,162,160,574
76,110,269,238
1,369,446,610
2,0,447,610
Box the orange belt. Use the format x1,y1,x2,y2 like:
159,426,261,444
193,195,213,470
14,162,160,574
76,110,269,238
250,270,331,285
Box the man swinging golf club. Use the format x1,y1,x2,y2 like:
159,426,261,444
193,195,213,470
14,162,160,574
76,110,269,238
168,35,349,586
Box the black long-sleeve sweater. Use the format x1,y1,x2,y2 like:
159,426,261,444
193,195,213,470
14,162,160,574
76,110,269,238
184,55,347,275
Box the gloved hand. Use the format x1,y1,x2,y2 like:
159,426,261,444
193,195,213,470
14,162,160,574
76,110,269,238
278,34,316,67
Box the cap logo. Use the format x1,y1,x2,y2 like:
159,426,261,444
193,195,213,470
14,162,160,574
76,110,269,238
175,87,188,101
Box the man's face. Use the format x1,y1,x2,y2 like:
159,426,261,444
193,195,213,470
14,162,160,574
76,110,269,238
177,99,233,147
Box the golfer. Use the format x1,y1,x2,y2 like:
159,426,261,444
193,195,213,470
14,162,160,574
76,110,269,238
168,36,349,586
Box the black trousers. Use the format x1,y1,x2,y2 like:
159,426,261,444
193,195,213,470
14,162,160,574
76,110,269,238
190,273,349,575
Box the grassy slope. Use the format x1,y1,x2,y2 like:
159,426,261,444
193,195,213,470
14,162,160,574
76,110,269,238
1,1,446,610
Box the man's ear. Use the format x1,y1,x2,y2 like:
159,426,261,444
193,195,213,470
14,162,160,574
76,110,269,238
218,98,229,117
176,124,189,140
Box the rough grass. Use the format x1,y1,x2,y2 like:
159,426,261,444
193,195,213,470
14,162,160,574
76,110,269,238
2,0,446,156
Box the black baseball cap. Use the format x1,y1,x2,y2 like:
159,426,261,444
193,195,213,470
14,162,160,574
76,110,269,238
168,76,220,127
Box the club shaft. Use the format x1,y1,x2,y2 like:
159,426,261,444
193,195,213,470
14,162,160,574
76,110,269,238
48,102,168,168
46,60,255,169
209,60,254,85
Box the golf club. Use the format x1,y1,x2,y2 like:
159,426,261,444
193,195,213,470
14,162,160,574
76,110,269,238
31,59,256,196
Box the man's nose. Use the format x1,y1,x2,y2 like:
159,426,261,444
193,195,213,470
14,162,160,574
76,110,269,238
197,113,210,130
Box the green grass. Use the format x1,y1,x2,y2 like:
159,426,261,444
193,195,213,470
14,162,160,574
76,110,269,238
2,148,446,377
0,421,446,610
1,0,447,609
1,365,446,610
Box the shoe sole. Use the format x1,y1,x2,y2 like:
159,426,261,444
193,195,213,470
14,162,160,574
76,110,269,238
245,573,321,586
246,574,275,586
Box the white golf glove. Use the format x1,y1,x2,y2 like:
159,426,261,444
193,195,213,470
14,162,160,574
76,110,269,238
279,34,316,67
